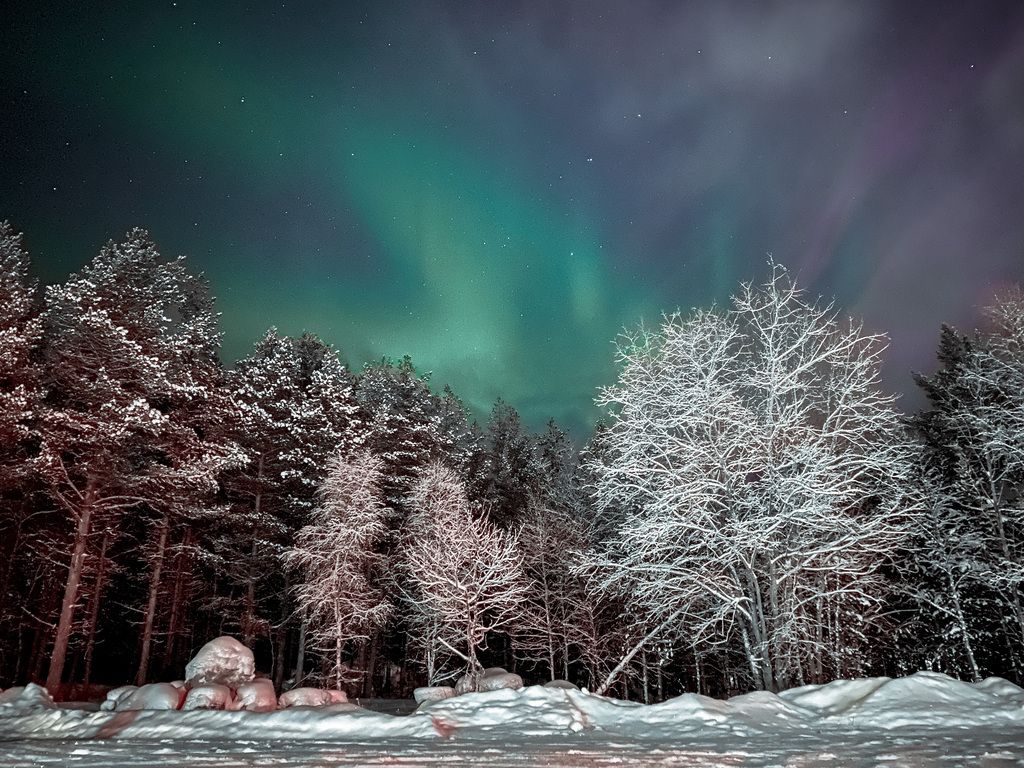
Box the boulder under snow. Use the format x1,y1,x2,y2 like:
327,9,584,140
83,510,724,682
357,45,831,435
414,686,456,705
0,683,53,711
119,683,183,711
182,684,235,711
100,685,137,712
234,679,277,712
278,687,348,708
184,636,255,690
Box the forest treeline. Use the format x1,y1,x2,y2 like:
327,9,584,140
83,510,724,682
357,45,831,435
0,222,1022,699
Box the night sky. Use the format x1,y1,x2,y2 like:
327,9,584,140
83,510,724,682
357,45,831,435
2,2,1023,435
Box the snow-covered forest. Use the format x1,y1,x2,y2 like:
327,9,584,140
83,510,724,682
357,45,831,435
1,221,1023,701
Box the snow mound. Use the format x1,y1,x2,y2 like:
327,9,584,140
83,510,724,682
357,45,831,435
478,672,524,692
100,686,137,712
414,686,455,705
836,672,1024,728
580,690,728,736
0,683,54,712
234,679,277,712
779,677,889,716
781,672,1024,728
976,676,1024,705
120,683,183,711
728,690,813,728
419,685,591,735
182,684,234,710
184,636,255,689
278,687,347,708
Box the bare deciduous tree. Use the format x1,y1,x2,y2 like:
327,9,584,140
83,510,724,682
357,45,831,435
582,264,917,692
287,450,391,689
404,463,526,688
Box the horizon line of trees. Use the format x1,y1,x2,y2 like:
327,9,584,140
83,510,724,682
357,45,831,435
0,221,1021,700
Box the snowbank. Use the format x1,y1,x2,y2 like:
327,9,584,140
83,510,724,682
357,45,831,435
780,671,1024,729
0,683,53,711
2,672,1023,743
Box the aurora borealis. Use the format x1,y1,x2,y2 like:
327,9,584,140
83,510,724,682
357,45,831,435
3,2,1023,434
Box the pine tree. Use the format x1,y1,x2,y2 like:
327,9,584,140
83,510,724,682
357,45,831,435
0,222,45,673
356,356,440,518
469,400,539,527
911,292,1024,680
0,221,42,487
36,230,241,691
216,330,363,661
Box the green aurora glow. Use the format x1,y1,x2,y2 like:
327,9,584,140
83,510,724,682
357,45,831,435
3,1,1024,434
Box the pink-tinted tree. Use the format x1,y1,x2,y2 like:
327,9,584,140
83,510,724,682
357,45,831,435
36,230,242,691
286,450,391,689
403,463,526,688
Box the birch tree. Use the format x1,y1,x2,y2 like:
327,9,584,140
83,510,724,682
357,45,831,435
515,502,596,683
581,264,916,692
404,463,527,688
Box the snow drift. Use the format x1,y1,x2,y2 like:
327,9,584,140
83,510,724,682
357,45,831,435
2,672,1024,743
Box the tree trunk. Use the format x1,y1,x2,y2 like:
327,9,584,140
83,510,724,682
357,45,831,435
82,530,110,686
363,633,379,698
595,608,683,696
161,530,191,674
641,646,650,704
243,466,264,648
295,615,307,687
136,515,170,685
273,571,291,692
0,498,32,631
243,536,258,648
46,484,97,692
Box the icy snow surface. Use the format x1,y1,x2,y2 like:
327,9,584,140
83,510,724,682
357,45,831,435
2,672,1024,766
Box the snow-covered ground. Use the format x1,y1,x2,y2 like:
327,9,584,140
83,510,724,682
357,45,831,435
2,672,1024,766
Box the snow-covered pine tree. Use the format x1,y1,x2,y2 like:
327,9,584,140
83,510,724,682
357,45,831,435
912,292,1024,680
286,450,391,690
431,385,480,475
356,356,440,519
36,230,242,691
468,400,539,528
0,222,45,667
0,221,42,487
216,329,363,668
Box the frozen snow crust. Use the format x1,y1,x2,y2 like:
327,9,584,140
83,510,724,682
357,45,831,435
2,672,1024,742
